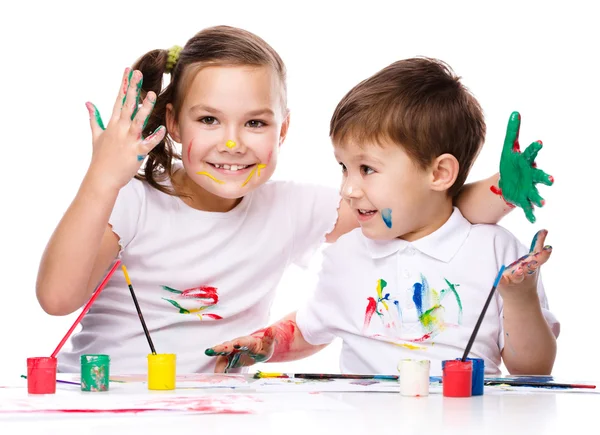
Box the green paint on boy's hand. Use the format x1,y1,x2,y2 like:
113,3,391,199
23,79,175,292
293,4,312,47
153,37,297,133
495,111,554,223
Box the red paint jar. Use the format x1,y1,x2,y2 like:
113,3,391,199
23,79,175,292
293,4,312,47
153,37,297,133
27,357,57,394
442,359,472,397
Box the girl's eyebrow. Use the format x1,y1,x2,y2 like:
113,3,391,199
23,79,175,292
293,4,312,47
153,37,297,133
245,108,275,117
189,104,224,115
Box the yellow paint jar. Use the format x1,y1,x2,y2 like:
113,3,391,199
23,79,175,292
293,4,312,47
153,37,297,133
147,353,176,390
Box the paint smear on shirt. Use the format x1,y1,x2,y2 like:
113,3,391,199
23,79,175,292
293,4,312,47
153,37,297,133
162,285,222,320
381,208,392,228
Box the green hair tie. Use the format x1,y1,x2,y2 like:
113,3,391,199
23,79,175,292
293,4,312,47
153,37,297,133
166,45,182,74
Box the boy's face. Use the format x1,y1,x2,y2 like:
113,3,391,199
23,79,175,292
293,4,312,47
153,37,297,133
167,65,289,199
335,140,441,242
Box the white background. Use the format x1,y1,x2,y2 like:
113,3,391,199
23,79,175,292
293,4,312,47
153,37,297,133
1,0,598,380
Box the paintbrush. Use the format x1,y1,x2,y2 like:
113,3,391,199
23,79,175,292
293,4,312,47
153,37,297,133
20,375,80,386
254,371,398,381
484,379,596,389
461,265,506,362
121,265,156,355
51,260,122,358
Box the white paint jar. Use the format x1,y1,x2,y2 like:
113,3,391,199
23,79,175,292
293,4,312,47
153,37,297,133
398,359,430,397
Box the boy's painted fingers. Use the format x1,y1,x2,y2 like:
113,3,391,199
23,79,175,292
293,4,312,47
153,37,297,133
503,111,521,155
110,67,132,122
529,229,547,253
528,189,544,208
85,102,105,140
523,140,542,164
533,168,554,186
139,126,166,155
130,91,157,140
120,70,143,122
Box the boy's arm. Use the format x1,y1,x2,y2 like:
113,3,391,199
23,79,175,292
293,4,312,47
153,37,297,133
499,230,557,374
453,173,515,225
206,312,326,373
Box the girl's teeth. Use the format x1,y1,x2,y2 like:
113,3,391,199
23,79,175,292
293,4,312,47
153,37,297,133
214,164,248,171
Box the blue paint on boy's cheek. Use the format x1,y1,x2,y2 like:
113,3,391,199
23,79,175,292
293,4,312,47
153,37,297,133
381,208,393,228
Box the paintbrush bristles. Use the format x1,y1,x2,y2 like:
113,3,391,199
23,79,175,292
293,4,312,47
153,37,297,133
122,265,133,286
461,265,506,362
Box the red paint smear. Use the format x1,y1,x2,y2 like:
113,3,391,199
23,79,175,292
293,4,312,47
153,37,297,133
262,320,296,353
549,175,555,184
364,297,377,329
266,150,273,165
180,286,219,305
202,313,223,320
1,408,251,415
489,185,516,209
187,140,193,163
121,68,131,95
513,113,521,152
408,332,433,343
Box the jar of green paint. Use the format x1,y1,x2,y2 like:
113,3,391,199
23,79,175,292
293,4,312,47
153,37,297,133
80,354,110,392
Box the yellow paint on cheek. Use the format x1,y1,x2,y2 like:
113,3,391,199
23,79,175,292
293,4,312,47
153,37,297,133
241,167,257,187
197,171,225,184
257,163,267,176
226,140,236,149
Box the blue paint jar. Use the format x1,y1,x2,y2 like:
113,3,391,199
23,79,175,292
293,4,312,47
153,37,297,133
442,357,485,396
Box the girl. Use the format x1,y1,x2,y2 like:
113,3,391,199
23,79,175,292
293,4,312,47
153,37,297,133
36,25,513,374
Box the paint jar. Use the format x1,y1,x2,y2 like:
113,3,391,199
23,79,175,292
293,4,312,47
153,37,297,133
80,354,110,392
442,359,472,397
398,359,430,397
147,353,176,390
26,357,57,394
466,358,485,396
443,357,485,396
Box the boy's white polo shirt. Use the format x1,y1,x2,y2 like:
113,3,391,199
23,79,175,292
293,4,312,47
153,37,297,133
296,207,559,376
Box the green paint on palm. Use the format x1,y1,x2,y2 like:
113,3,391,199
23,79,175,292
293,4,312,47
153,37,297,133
498,111,554,223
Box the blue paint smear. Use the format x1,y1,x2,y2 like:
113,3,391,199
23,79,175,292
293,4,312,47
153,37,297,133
412,282,423,317
393,300,403,322
381,208,392,228
529,231,540,252
137,155,145,162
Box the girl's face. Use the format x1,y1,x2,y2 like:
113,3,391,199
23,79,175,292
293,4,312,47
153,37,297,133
168,65,289,199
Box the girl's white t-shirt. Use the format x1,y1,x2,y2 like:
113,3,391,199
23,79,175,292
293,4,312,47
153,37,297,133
57,175,340,374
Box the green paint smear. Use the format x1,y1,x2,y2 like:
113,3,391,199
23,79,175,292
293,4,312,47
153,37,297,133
161,285,182,294
419,305,442,332
92,104,105,130
441,278,463,324
162,298,189,314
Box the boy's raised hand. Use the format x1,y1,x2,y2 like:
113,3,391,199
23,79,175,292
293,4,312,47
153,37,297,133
206,330,276,373
499,229,552,297
84,67,166,192
492,112,554,223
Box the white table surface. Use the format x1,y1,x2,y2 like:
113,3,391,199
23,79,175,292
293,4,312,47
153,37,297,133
1,373,598,435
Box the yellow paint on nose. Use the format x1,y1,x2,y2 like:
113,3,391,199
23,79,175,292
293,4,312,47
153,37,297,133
226,140,236,149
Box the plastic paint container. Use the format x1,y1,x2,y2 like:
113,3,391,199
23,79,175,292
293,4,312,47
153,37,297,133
398,359,431,397
466,358,485,396
442,357,485,396
147,353,176,390
26,357,57,394
442,359,472,397
80,354,110,392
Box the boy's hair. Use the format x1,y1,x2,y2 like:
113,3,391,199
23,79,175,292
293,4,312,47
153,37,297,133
329,57,485,197
133,25,287,195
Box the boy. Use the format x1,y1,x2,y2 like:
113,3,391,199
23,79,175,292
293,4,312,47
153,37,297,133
206,57,559,375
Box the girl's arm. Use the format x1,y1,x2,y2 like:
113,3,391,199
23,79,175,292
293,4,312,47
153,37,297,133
36,69,165,316
207,312,326,373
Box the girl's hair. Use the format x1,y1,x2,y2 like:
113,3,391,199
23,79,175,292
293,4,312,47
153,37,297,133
132,25,287,195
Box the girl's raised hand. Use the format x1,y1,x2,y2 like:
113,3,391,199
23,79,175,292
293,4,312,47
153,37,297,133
84,67,166,192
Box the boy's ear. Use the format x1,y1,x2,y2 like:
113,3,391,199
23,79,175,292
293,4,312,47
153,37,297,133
166,103,181,143
279,110,290,146
430,153,459,192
